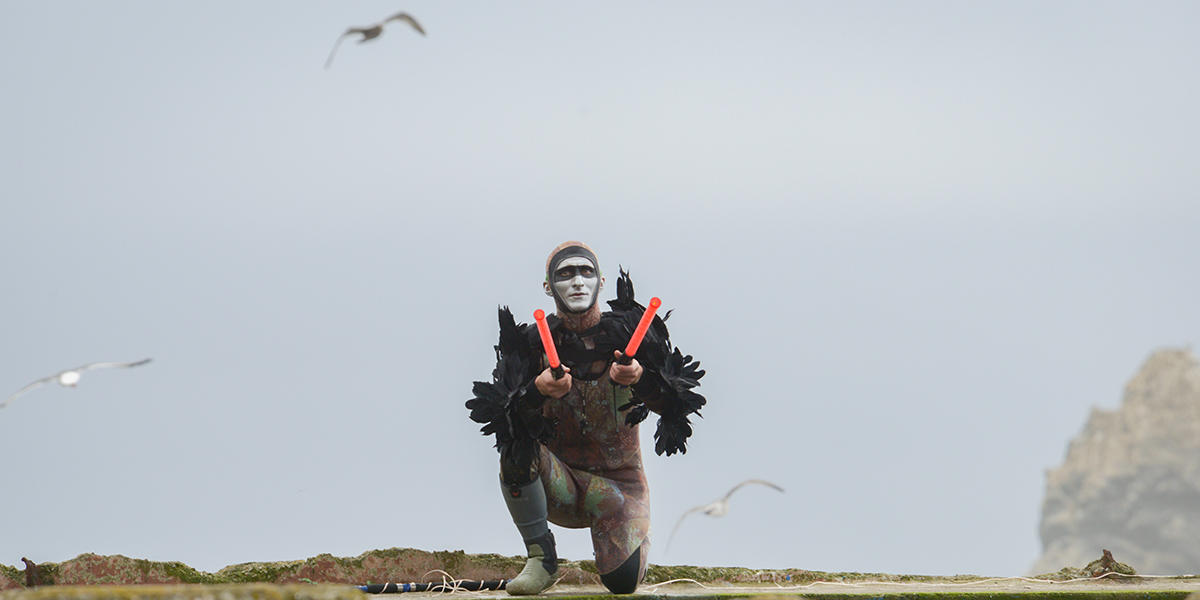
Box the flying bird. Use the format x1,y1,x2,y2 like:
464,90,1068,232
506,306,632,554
2,358,153,410
325,12,426,69
665,479,785,552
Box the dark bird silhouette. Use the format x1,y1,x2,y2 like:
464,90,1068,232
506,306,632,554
2,358,153,410
21,557,40,587
666,479,785,552
325,12,426,69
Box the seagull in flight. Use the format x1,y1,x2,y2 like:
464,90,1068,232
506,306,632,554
2,358,153,410
325,12,426,69
666,479,785,552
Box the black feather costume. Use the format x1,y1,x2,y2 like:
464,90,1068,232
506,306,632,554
466,269,706,470
603,268,704,456
465,307,557,471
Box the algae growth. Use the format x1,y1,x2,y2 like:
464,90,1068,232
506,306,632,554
1,547,1192,598
0,583,362,600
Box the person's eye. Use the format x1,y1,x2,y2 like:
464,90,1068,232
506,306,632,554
581,268,594,276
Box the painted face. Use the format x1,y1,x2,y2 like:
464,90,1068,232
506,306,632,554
547,256,600,313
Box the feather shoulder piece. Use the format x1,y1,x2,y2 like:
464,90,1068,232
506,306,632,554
604,269,705,456
465,306,556,470
644,346,706,456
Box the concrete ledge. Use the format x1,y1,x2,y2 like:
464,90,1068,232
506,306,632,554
0,583,363,600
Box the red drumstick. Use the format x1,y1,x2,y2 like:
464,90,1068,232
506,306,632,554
619,297,661,364
533,309,564,378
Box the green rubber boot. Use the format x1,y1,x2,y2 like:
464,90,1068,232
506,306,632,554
506,531,558,595
502,477,558,596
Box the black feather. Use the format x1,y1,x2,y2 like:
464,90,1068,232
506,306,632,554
638,345,707,456
607,266,637,312
601,270,709,455
654,409,696,456
621,402,651,426
604,272,704,454
465,306,555,470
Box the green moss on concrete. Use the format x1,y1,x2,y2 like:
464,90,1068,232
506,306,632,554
645,564,759,584
431,549,468,573
0,565,21,588
1035,568,1089,582
458,551,525,572
157,561,223,585
313,553,362,572
792,594,1190,600
216,560,304,583
0,583,362,600
353,547,424,562
643,565,980,585
4,586,1191,600
541,593,1196,600
7,550,1191,594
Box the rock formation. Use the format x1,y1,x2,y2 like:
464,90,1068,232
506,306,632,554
1032,348,1200,575
18,559,37,588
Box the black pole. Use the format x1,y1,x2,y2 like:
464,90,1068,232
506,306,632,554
359,579,508,594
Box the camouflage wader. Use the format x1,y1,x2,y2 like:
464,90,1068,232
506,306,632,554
538,371,651,578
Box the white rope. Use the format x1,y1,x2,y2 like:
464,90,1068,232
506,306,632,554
642,570,1198,593
417,569,500,594
368,563,1197,594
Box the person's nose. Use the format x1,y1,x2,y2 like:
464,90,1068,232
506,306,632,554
570,274,585,288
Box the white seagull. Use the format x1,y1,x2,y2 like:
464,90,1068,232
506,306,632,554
2,358,153,409
666,479,785,552
325,11,426,69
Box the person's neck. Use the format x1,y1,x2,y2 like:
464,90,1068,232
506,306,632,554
557,304,601,331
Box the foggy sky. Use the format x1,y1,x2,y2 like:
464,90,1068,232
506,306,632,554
1,1,1197,577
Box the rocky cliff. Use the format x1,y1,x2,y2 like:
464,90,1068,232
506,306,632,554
1032,348,1200,575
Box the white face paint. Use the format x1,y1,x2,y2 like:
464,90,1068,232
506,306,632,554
546,256,601,313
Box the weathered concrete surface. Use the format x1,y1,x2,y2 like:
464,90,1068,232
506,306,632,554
0,550,1015,590
5,549,1197,600
0,583,361,600
369,579,1200,600
0,550,535,588
3,580,1200,600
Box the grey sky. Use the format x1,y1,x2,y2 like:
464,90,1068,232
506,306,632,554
1,0,1197,577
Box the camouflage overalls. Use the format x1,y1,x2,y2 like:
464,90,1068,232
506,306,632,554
538,366,651,577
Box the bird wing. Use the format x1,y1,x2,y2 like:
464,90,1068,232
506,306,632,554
2,375,58,409
325,30,357,69
385,12,426,35
723,478,785,501
664,505,707,552
77,358,153,372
